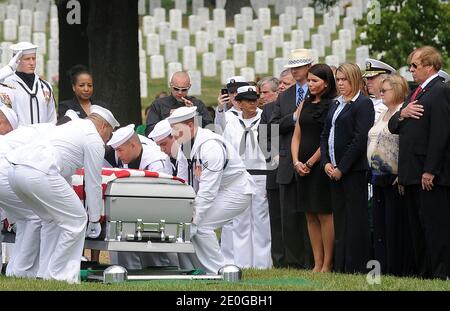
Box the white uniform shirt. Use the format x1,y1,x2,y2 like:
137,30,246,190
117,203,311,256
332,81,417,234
214,106,241,132
1,74,56,125
6,119,104,221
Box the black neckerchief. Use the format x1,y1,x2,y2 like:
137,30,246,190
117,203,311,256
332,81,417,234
181,135,197,186
16,71,35,89
15,72,41,124
170,156,178,176
126,147,144,169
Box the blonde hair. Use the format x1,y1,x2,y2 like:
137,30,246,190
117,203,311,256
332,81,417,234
336,63,364,98
407,46,442,71
381,74,409,105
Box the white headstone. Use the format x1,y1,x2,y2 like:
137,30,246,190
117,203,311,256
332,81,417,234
195,31,208,54
143,16,156,35
213,8,226,31
297,18,310,41
332,39,346,63
310,48,319,64
150,55,165,78
302,7,314,28
50,4,57,20
318,24,331,47
169,9,182,31
140,72,148,98
254,50,268,74
175,0,187,14
35,53,44,76
197,7,209,28
339,29,352,50
399,66,413,82
233,44,247,68
192,0,204,15
19,9,32,27
293,0,305,16
176,28,190,48
138,0,146,15
213,38,227,61
352,0,363,19
332,6,340,25
187,70,201,96
202,52,217,77
138,29,143,50
356,45,369,69
6,5,18,22
251,0,269,12
153,8,166,25
216,0,227,9
282,41,295,59
224,27,237,48
325,55,339,67
188,15,201,34
263,35,276,59
240,67,255,82
234,14,246,35
3,19,17,41
158,22,171,44
343,17,355,40
311,33,325,57
285,6,297,27
291,29,304,48
18,25,31,43
273,57,287,78
33,32,46,55
1,42,12,65
271,26,284,48
279,14,291,34
50,18,58,39
139,49,146,72
221,60,235,84
149,0,162,15
252,19,264,43
167,62,183,83
182,46,197,70
244,30,257,52
165,39,179,63
35,0,50,16
22,0,35,12
240,7,253,26
48,38,58,61
205,21,217,43
323,13,336,34
146,33,160,55
0,5,5,22
46,60,58,85
258,8,271,30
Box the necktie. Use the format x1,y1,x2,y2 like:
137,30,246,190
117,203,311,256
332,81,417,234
410,85,422,102
296,87,304,107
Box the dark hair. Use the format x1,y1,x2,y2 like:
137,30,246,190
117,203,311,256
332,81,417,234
68,65,92,86
307,63,337,100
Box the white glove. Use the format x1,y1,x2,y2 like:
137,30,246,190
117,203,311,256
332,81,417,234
8,51,23,71
86,222,101,239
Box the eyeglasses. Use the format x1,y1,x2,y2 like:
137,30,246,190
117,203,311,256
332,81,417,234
172,86,190,92
379,88,393,94
408,62,420,69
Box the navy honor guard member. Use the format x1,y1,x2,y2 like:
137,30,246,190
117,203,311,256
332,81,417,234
0,42,56,125
5,105,118,283
167,106,255,273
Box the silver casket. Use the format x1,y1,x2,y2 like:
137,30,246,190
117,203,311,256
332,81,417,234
85,176,196,253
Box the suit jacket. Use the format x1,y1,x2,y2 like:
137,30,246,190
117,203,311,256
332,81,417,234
320,93,374,174
388,76,450,186
145,95,213,135
260,101,278,190
57,98,106,125
269,85,297,184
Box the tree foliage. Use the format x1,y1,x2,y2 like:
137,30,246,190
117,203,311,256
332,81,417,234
358,0,450,69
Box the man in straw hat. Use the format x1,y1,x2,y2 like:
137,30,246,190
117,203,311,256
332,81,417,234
270,48,314,268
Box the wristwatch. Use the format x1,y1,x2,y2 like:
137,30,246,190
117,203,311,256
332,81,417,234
305,161,313,169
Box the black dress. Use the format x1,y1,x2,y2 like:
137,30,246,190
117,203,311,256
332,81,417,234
57,98,106,125
296,98,332,214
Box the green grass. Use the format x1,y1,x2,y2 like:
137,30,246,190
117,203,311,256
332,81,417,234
1,268,449,291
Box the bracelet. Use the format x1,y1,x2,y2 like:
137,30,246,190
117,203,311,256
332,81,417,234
305,161,313,169
294,161,301,167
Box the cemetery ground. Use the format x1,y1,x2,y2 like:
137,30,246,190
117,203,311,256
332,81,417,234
1,267,450,290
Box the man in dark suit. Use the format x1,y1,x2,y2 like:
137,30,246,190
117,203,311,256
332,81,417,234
388,46,450,279
145,71,213,135
269,49,314,268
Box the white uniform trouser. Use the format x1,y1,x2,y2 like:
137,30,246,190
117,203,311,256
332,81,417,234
8,165,87,284
109,251,180,269
220,175,272,269
0,162,41,278
220,221,234,265
191,188,251,274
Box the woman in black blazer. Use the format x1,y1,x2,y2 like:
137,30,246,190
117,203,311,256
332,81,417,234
57,65,105,124
320,63,375,273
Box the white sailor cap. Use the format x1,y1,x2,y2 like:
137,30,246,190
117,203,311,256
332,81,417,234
64,109,80,121
148,119,172,142
107,124,135,149
166,106,198,125
363,58,396,78
90,105,120,129
438,70,449,83
10,42,38,55
0,105,18,130
226,76,248,92
235,85,259,101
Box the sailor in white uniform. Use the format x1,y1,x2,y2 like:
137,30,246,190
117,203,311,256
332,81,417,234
167,106,255,273
214,76,249,132
6,106,118,283
0,42,56,125
222,86,272,269
363,58,396,122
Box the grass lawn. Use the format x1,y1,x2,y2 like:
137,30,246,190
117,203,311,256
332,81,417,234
1,268,449,291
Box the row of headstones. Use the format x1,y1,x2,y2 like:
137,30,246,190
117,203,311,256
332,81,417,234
0,0,56,23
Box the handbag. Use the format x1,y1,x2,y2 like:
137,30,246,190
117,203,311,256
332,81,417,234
370,126,399,175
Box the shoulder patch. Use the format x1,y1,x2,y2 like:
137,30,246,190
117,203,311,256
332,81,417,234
0,93,12,108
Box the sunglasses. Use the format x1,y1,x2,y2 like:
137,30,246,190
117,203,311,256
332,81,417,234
172,86,190,92
408,62,420,69
379,88,393,94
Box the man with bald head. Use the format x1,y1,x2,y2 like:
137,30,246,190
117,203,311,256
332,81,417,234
145,71,212,135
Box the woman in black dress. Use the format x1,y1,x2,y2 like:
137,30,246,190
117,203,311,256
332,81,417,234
291,64,336,272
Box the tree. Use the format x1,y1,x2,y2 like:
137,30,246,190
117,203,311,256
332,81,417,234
358,0,450,69
225,0,251,19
